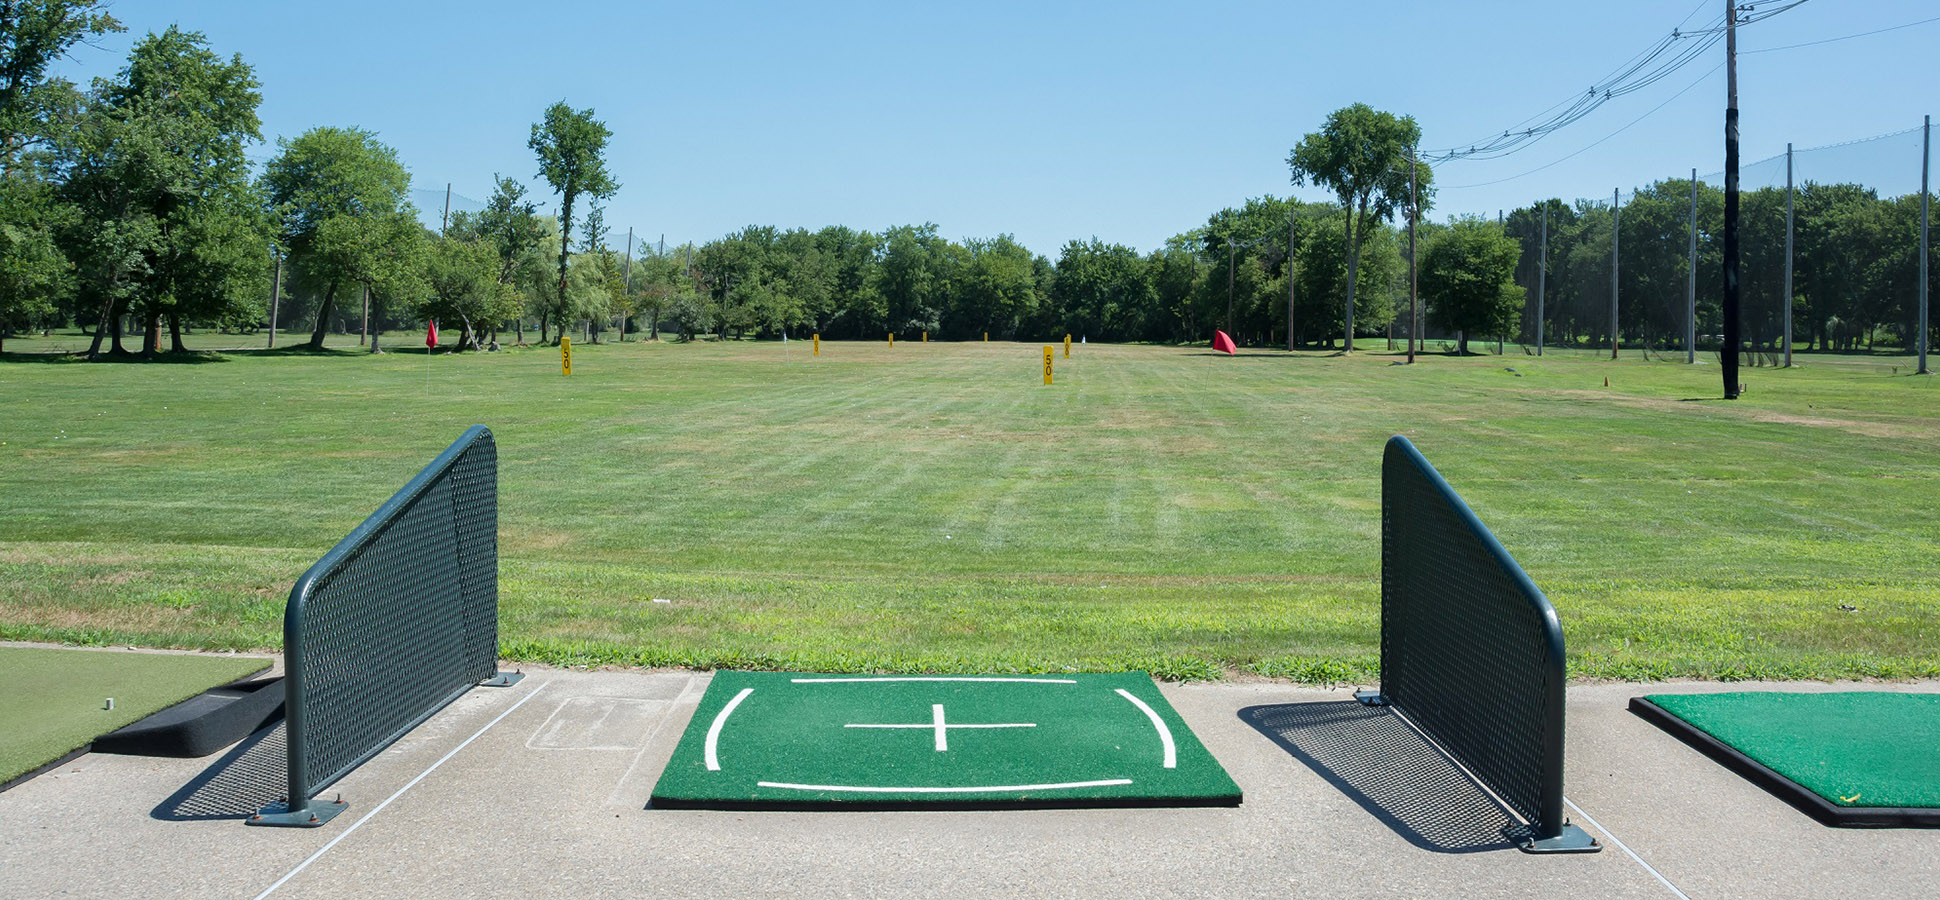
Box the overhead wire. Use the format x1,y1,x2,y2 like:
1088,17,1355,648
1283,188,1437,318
1422,0,1813,164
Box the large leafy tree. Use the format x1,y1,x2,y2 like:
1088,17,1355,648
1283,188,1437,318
1420,219,1524,355
1288,104,1425,351
1049,238,1151,342
421,234,518,351
953,235,1037,340
0,177,69,348
261,126,418,350
0,0,120,173
447,175,546,344
57,26,266,357
528,101,617,343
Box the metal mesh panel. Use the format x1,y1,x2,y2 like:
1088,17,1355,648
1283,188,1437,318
1379,435,1567,838
284,426,499,803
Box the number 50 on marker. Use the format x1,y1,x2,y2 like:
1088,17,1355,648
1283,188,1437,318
561,336,572,376
1043,346,1053,385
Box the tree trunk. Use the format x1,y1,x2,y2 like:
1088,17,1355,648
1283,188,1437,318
142,310,162,358
86,293,115,359
309,282,337,350
539,311,550,345
368,293,383,353
168,313,186,353
110,308,129,355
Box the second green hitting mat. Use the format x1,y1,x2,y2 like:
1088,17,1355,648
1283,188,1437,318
651,672,1242,810
1632,691,1940,827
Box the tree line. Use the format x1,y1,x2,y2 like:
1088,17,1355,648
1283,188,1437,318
6,5,1917,359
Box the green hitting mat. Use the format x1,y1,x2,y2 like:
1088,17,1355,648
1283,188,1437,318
1632,692,1940,827
0,647,270,790
651,672,1241,810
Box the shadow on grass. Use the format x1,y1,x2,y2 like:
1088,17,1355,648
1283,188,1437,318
0,349,230,365
150,722,287,822
1240,701,1525,854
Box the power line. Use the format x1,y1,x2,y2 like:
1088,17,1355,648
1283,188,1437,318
1423,0,1812,164
1742,13,1940,53
1441,62,1722,190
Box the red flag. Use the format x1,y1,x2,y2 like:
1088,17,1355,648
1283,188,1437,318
426,320,438,350
1212,330,1237,355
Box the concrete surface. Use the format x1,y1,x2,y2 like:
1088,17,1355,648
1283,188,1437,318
2,667,1936,899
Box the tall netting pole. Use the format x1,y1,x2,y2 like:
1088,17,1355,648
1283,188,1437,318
1687,170,1698,363
1538,205,1547,357
1784,144,1794,367
1611,188,1621,359
1722,0,1742,398
1922,115,1931,376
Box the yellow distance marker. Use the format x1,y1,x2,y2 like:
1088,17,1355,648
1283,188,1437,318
922,331,928,343
1064,334,1071,359
983,332,988,342
1043,345,1053,384
561,335,572,376
813,333,820,356
888,332,894,348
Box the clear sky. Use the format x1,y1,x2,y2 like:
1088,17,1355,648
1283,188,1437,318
50,0,1940,258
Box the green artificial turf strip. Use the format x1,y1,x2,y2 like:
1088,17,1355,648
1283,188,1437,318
651,672,1240,808
4,339,1940,681
1643,692,1940,808
0,647,269,785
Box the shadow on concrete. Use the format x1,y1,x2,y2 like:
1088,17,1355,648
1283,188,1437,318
150,723,287,821
1240,701,1523,854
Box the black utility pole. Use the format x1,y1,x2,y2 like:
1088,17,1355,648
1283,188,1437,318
1721,0,1742,398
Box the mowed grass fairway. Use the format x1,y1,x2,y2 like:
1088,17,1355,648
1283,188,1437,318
2,339,1937,681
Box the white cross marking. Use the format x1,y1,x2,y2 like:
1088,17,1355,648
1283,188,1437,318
846,703,1035,752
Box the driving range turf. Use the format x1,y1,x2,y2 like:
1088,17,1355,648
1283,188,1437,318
0,646,268,787
2,337,1937,681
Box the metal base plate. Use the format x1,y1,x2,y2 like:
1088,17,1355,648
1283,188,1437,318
1353,690,1388,707
481,672,525,687
247,798,349,828
1518,822,1601,854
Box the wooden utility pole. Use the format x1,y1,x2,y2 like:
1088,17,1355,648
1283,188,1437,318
1287,212,1297,352
268,252,282,349
1537,203,1547,356
623,227,634,341
442,183,452,235
1611,188,1621,359
360,285,370,346
1722,0,1743,398
1226,237,1236,340
1687,170,1698,363
1408,145,1419,364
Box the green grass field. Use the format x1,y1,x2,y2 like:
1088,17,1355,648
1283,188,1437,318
0,647,268,785
2,337,1936,682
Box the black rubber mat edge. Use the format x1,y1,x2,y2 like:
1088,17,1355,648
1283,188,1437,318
1628,696,1940,829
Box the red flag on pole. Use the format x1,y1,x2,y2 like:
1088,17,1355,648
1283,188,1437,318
1212,330,1237,355
426,319,438,350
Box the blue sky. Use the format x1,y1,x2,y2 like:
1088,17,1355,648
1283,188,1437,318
53,0,1940,257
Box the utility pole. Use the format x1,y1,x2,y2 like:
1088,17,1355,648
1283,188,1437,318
1537,203,1547,356
361,285,370,346
1408,145,1420,364
1783,143,1794,366
622,227,634,342
267,251,282,349
1722,0,1743,398
1611,188,1621,359
1287,211,1297,352
1688,169,1698,363
1921,115,1931,375
442,183,452,236
1226,237,1236,340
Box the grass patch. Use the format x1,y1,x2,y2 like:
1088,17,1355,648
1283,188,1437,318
2,339,1937,682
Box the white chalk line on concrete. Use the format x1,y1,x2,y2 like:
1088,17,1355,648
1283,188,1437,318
252,681,552,900
1564,796,1692,900
607,674,699,805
